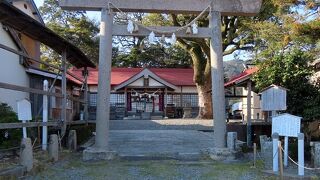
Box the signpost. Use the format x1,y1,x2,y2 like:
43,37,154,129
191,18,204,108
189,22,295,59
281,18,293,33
42,80,49,150
17,99,32,138
272,113,304,176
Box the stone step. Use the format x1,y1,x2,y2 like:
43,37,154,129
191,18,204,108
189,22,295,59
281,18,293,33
118,152,203,161
151,116,163,120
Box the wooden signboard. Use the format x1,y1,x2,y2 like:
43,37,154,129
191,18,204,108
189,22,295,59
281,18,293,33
272,113,301,137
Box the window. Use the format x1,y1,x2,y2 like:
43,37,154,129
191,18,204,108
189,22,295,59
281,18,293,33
182,94,198,107
166,94,181,106
89,93,97,107
166,94,198,107
89,93,125,107
110,93,125,106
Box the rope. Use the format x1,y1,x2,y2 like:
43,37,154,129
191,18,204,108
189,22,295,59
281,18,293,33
107,2,211,34
255,145,320,171
280,146,320,170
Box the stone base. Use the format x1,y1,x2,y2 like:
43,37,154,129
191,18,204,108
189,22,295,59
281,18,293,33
206,148,240,161
83,147,117,161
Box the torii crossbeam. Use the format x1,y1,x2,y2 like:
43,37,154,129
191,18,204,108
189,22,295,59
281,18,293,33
59,0,262,160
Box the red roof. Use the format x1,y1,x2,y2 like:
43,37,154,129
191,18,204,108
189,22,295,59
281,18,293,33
224,67,258,87
68,67,195,86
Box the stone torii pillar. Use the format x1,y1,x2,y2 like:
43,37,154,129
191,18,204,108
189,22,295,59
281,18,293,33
210,10,226,148
82,8,117,161
95,8,113,150
59,0,262,160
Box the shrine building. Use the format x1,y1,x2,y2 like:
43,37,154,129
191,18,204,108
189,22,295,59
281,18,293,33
69,67,198,119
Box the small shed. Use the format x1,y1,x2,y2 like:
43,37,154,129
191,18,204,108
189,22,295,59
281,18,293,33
260,85,287,111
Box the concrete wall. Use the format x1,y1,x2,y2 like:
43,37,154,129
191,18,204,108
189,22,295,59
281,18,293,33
0,23,29,112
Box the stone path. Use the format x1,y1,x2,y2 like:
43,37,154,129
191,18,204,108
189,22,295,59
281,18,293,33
109,119,213,130
83,130,215,160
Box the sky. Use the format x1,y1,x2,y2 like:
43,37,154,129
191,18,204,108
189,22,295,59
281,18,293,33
33,0,239,61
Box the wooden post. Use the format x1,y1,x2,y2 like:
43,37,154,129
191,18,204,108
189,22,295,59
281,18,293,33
124,87,127,115
253,143,257,167
278,141,284,180
95,8,113,149
164,87,167,118
247,80,252,147
180,87,183,107
210,10,226,148
83,67,89,122
61,49,67,137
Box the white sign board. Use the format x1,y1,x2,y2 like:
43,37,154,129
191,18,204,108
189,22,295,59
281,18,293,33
272,113,301,137
17,99,32,121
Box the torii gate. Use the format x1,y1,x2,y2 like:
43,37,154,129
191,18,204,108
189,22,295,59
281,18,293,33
60,0,262,159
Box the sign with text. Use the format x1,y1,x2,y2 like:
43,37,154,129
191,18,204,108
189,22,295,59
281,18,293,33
272,113,301,137
17,99,32,121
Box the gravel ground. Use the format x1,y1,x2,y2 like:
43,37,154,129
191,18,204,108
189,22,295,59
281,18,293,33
26,152,275,180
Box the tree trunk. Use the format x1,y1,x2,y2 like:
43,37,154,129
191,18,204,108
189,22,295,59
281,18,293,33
197,82,213,119
188,44,212,119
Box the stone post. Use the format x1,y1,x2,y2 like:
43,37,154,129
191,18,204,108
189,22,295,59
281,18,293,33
314,142,320,168
298,133,304,176
20,138,33,172
272,133,279,172
259,135,268,147
210,10,226,148
68,130,77,151
95,8,113,149
48,134,59,162
227,132,237,151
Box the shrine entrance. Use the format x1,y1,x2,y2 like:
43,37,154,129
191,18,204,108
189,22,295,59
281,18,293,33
59,0,262,159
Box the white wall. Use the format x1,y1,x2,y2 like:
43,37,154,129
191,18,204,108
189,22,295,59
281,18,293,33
181,86,197,93
89,85,98,92
12,1,37,20
149,78,163,87
128,77,144,86
0,23,29,112
242,88,263,120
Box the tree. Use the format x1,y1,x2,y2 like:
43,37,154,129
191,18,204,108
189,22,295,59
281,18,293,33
39,0,99,68
165,1,282,118
254,49,320,121
113,44,191,68
0,103,21,148
170,0,320,119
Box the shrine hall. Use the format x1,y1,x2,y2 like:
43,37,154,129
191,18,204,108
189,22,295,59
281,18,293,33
69,67,199,119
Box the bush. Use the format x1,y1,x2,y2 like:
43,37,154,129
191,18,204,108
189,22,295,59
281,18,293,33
0,103,22,148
